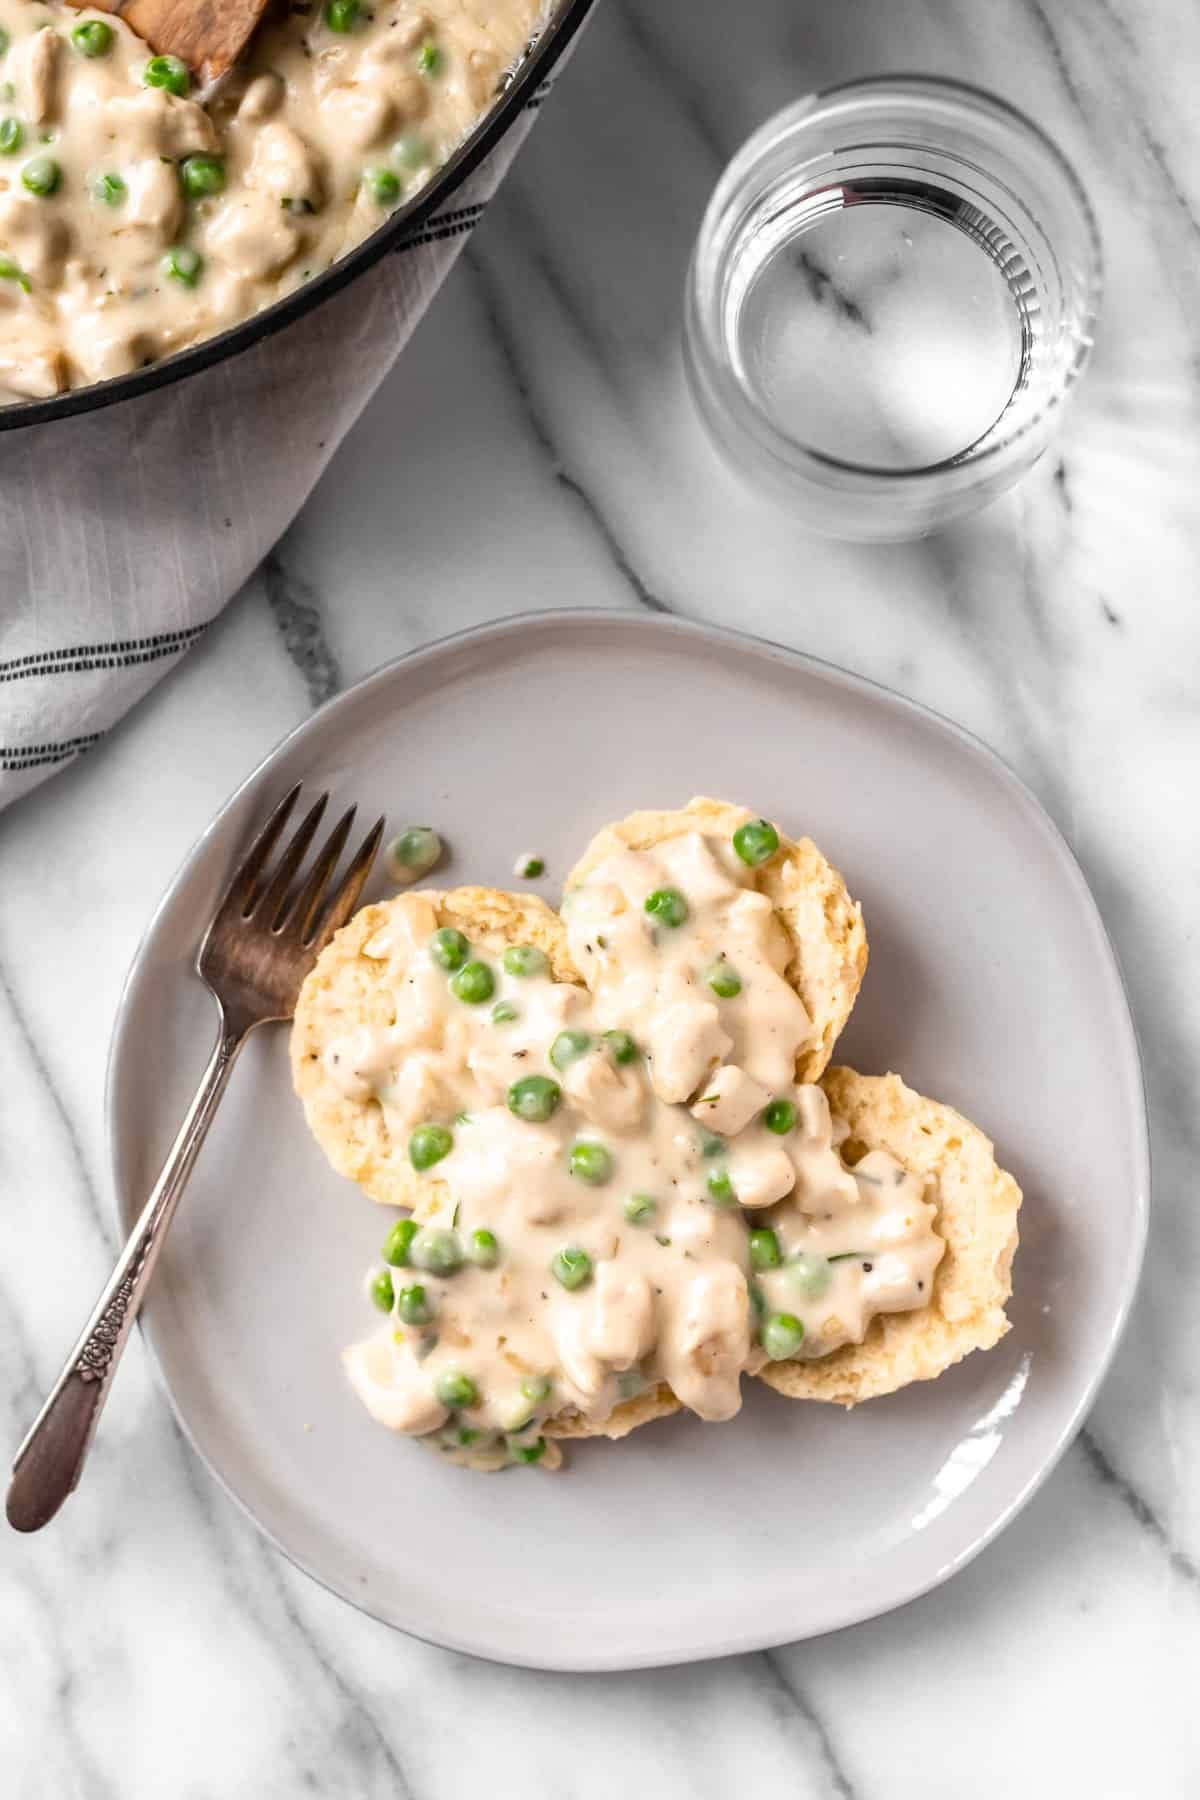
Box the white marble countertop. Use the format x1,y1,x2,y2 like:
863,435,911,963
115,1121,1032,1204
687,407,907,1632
3,0,1199,1792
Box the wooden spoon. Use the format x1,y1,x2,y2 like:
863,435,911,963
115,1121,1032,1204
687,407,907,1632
64,0,275,89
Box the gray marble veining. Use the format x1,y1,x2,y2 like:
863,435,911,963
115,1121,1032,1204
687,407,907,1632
3,0,1199,1793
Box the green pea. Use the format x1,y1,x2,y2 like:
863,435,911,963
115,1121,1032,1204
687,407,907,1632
408,1123,453,1170
411,1228,463,1275
549,1029,590,1071
0,255,30,292
761,1311,805,1359
616,1369,644,1398
644,887,688,928
180,153,225,198
72,19,113,57
603,1029,639,1065
21,155,60,197
392,131,433,171
749,1280,766,1318
417,40,443,74
450,959,495,1004
516,855,544,878
511,1436,547,1464
786,1253,831,1300
325,0,360,31
624,1194,656,1226
507,1074,561,1123
435,1369,478,1410
397,1283,432,1325
457,1427,480,1446
143,54,190,97
92,171,126,206
701,1133,726,1159
491,1000,519,1025
521,1374,553,1405
749,1227,782,1271
705,958,742,999
381,1217,420,1266
0,118,23,156
467,1228,499,1268
764,1097,796,1135
384,825,441,880
552,1246,592,1290
733,818,780,867
370,1270,394,1312
568,1141,612,1186
163,245,202,287
364,165,400,206
706,1168,735,1206
503,944,547,978
429,927,469,970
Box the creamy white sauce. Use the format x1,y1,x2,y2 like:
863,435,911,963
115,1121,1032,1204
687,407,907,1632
331,835,944,1469
0,0,543,401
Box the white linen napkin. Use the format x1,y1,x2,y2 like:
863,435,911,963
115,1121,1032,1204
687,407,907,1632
0,83,550,812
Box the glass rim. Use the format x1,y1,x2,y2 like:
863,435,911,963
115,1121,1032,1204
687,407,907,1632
684,73,1104,489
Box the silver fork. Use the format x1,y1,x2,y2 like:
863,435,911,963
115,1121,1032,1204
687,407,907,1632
6,785,383,1533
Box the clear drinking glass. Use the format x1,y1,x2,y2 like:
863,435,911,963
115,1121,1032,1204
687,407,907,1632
684,77,1103,540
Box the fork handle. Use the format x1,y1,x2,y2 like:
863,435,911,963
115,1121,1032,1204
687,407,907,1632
6,1016,248,1532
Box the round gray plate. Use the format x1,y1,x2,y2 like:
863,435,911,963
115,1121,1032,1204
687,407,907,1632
106,611,1148,1670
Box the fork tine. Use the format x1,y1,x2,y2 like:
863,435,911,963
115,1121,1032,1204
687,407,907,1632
224,783,301,915
290,805,357,943
305,816,385,949
253,792,329,929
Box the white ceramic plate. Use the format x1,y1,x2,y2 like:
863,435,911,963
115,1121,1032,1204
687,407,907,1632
107,611,1148,1670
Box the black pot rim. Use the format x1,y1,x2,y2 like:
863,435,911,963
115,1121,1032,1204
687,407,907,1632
0,0,595,435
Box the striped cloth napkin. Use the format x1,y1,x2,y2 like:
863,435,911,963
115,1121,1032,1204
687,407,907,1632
0,82,551,812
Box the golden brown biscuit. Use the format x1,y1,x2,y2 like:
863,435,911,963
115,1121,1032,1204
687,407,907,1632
564,796,867,1082
759,1067,1022,1406
290,886,574,1212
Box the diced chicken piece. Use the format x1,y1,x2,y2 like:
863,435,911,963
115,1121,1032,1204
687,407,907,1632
311,43,354,99
319,84,395,150
795,1084,834,1142
66,311,154,385
246,121,324,212
206,191,301,281
668,1195,750,1262
0,340,65,399
669,1266,750,1421
123,158,183,242
391,894,439,953
443,1111,567,1223
726,887,791,971
554,1265,656,1403
586,1263,656,1369
374,11,430,56
466,50,500,108
238,71,286,122
106,91,218,159
379,1050,453,1131
690,1064,769,1138
17,26,62,125
368,70,429,124
0,192,70,285
730,1145,796,1209
343,1336,448,1435
562,1051,644,1134
660,832,741,907
862,1240,944,1313
647,1000,732,1104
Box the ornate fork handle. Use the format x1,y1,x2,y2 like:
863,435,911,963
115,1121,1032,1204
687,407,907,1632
6,1015,248,1532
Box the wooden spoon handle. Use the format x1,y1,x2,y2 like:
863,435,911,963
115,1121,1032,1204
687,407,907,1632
64,0,274,84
